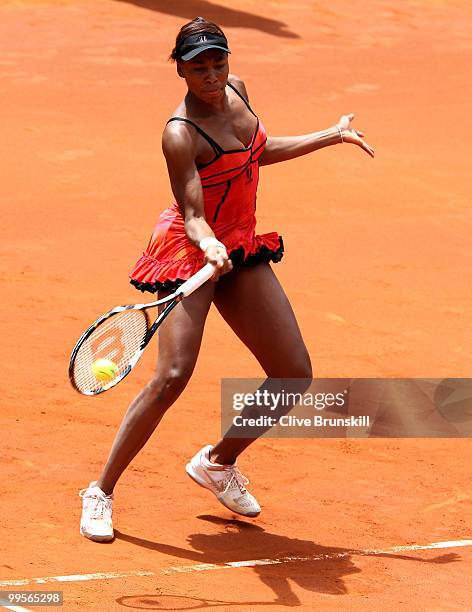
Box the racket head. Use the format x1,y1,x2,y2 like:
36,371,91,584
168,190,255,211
69,306,151,395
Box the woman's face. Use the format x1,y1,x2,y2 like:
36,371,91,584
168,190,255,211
178,49,229,102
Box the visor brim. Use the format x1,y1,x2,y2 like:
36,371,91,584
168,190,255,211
180,45,231,62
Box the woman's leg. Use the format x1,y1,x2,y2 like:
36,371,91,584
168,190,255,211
211,263,313,464
96,281,215,495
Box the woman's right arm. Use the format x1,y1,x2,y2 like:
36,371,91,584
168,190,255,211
162,123,232,277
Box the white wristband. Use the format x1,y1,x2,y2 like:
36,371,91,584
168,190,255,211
199,236,226,252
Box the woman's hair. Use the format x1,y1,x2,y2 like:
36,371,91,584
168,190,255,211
169,16,227,62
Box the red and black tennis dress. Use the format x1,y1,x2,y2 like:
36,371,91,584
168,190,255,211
129,83,284,294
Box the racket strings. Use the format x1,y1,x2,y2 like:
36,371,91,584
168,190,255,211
72,309,149,394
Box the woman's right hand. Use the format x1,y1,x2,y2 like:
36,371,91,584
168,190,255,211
204,245,233,280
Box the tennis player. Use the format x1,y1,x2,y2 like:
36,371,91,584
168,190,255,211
80,17,374,541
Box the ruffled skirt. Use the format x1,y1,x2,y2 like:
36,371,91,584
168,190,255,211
129,206,284,294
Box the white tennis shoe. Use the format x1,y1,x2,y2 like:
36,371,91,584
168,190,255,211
79,481,114,542
186,445,261,517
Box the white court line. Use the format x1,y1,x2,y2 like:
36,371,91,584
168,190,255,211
162,538,472,574
0,571,153,587
1,607,33,612
0,539,470,587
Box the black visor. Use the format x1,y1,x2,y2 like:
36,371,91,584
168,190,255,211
176,32,231,62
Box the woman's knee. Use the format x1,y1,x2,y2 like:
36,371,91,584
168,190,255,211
146,364,194,404
268,350,313,380
294,352,313,380
286,356,313,395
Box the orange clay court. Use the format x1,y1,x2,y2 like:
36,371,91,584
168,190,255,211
1,0,471,610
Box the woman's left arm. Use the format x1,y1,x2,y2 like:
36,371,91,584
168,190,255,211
258,113,375,166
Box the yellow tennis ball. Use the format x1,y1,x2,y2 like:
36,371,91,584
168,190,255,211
92,358,118,382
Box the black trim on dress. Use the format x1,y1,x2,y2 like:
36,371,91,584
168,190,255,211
166,117,224,155
212,180,232,223
130,237,285,295
227,81,258,118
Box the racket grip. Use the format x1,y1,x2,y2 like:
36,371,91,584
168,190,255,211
177,263,216,297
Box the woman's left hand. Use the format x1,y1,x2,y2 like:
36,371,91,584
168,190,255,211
336,113,375,158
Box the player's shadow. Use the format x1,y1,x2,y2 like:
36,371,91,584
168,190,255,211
115,515,460,607
113,1,300,39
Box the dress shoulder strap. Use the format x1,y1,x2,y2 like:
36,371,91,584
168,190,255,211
166,117,223,155
227,82,257,117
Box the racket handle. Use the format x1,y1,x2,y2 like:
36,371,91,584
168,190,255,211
177,263,216,297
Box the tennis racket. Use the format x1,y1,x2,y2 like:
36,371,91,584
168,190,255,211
69,263,216,396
